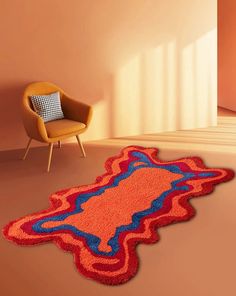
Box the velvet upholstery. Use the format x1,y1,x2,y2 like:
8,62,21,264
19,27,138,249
45,119,86,138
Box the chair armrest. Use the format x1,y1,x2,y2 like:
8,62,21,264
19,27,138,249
22,104,48,142
61,95,93,127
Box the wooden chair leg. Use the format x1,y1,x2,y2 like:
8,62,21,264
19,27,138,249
76,135,86,157
22,138,32,160
47,143,54,172
58,141,61,148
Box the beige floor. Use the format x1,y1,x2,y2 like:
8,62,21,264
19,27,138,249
1,138,236,296
89,116,236,153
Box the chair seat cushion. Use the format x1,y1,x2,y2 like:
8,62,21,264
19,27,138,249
45,119,86,138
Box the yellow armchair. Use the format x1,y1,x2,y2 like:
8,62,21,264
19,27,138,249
22,82,93,172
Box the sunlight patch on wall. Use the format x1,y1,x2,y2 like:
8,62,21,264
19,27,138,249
181,28,217,129
112,42,178,136
109,29,216,137
113,55,142,137
142,46,165,133
166,40,177,130
181,43,195,129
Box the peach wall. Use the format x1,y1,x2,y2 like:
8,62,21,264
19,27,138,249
0,0,217,151
218,0,236,111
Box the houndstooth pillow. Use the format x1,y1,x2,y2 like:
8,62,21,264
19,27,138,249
30,91,64,123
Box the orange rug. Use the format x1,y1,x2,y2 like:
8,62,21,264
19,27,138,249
3,146,234,285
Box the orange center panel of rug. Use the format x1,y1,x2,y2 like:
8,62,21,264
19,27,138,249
42,167,182,252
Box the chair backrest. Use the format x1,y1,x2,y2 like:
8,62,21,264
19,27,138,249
22,81,65,110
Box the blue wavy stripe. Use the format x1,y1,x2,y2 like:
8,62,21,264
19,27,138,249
32,151,214,256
